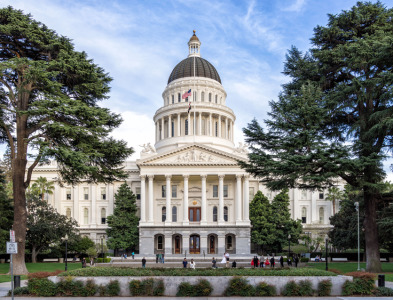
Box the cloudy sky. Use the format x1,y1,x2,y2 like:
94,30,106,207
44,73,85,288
3,0,393,180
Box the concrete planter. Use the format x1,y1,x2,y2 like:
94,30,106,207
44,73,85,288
49,275,352,296
0,259,5,264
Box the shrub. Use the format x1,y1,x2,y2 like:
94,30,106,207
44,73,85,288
98,284,106,296
298,280,313,296
129,280,143,296
224,277,255,296
107,280,120,296
176,282,194,297
300,257,309,262
56,277,79,296
255,282,276,296
317,279,332,296
194,279,213,296
9,286,29,296
374,286,393,296
28,278,57,297
27,270,63,279
129,279,165,296
141,278,155,296
85,279,97,296
96,257,111,263
342,272,375,295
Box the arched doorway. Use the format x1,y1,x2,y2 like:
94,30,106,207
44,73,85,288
154,234,165,254
189,234,200,254
225,234,236,254
172,234,182,254
208,234,218,254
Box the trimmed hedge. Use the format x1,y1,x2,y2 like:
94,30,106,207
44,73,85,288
317,279,332,296
282,280,314,296
342,272,376,295
176,279,213,297
129,278,165,296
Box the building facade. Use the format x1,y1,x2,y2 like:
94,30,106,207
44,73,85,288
30,32,339,255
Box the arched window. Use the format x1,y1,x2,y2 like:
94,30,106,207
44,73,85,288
172,206,177,222
215,95,217,103
201,92,205,102
213,206,217,222
172,95,174,104
226,235,233,250
171,121,174,137
162,206,166,222
101,208,106,224
66,208,71,219
84,208,89,225
166,97,169,105
224,206,228,222
157,235,163,250
185,119,189,135
319,207,324,224
209,93,212,102
178,93,181,102
215,122,218,137
302,207,307,224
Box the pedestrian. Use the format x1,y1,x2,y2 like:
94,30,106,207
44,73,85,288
232,260,237,268
265,258,270,267
225,252,230,268
287,257,292,267
156,254,159,263
124,253,127,259
190,258,196,269
182,257,188,268
162,253,165,264
158,253,162,263
212,257,217,268
294,255,299,268
270,256,275,268
260,256,264,268
253,256,258,269
142,257,146,268
280,256,284,268
82,257,87,268
73,255,76,263
132,251,135,259
90,257,94,266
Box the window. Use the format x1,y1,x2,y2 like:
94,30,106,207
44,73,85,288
185,119,189,135
84,208,89,225
172,206,177,222
224,185,228,198
319,207,324,224
66,188,71,200
189,207,201,222
172,185,177,198
83,187,89,200
213,206,217,221
162,206,166,222
178,93,181,102
101,187,106,200
157,235,163,250
66,208,71,218
319,192,324,200
213,185,218,197
301,190,307,199
215,95,217,103
171,121,174,137
201,91,205,102
101,208,106,224
136,187,141,200
215,122,218,136
224,206,228,222
209,93,212,102
226,235,233,250
249,187,255,200
172,95,174,104
162,185,166,198
302,207,307,224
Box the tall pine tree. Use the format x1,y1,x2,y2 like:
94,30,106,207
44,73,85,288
106,183,139,254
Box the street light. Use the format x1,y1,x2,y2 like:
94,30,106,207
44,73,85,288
63,234,68,271
354,202,360,271
288,234,291,259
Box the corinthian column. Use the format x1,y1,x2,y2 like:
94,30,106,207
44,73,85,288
183,175,189,225
236,175,242,223
201,174,207,225
243,175,250,222
140,175,146,223
165,175,172,224
218,174,225,224
148,175,154,223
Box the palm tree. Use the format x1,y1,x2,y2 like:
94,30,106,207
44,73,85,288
326,186,345,215
30,176,55,201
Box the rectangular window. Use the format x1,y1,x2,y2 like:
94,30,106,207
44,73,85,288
213,185,218,197
101,187,106,200
171,121,174,137
249,187,255,200
66,188,71,200
101,217,106,224
83,187,89,200
319,192,324,200
172,95,174,104
172,206,177,222
302,217,307,224
224,185,228,197
136,187,141,200
172,185,177,198
189,207,201,222
185,120,188,135
162,185,166,198
178,93,181,102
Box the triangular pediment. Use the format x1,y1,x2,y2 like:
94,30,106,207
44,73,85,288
137,144,246,166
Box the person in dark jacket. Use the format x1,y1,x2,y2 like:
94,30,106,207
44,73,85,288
182,258,188,268
294,255,299,268
253,256,258,268
270,256,275,268
280,256,284,268
142,257,146,268
232,260,237,268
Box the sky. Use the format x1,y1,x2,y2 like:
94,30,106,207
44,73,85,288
2,0,393,180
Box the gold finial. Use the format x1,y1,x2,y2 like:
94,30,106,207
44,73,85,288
193,30,196,35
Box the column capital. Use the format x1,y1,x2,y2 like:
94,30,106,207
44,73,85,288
148,175,154,180
165,174,172,179
218,174,225,180
140,175,146,180
244,174,250,179
183,175,190,179
236,174,243,179
200,174,207,179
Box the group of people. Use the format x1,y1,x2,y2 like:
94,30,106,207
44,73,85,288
156,253,165,263
121,251,135,260
251,255,300,268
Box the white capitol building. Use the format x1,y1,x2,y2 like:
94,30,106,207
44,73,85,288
31,31,339,255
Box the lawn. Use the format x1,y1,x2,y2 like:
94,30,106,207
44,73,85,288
0,262,83,283
306,262,393,281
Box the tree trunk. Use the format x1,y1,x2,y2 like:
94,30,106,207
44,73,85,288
32,246,37,263
364,190,381,272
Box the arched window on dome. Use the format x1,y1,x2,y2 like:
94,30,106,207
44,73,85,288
172,95,174,104
215,122,218,137
220,97,223,104
201,92,205,102
319,207,324,224
171,121,174,137
185,119,189,135
215,95,217,103
302,207,307,224
178,93,181,102
209,93,212,102
166,97,169,105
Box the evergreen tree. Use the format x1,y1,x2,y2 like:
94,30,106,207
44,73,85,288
106,183,139,254
240,2,393,272
0,169,13,253
0,7,133,274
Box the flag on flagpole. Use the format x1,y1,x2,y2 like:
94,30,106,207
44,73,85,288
182,89,191,99
187,101,191,114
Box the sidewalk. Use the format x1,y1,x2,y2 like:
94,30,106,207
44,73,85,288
0,279,27,297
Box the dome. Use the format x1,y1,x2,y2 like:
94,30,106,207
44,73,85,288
167,57,221,84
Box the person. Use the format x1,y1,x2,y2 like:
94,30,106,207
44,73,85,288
260,256,264,268
82,257,87,268
287,257,292,267
132,251,135,259
190,259,196,269
212,257,217,269
225,252,230,268
124,253,127,259
158,253,162,263
253,256,258,269
265,258,270,267
73,255,76,263
182,258,188,268
232,260,237,268
270,256,275,268
294,255,299,268
280,256,284,268
156,254,159,263
315,255,320,262
142,257,146,268
221,255,226,265
90,257,94,266
162,253,165,264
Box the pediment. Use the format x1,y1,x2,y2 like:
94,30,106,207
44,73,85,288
137,144,245,166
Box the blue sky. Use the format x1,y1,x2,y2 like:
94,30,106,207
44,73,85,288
3,0,393,180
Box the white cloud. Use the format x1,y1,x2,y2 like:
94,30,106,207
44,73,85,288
282,0,307,12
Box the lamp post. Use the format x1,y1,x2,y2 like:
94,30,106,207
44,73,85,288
354,202,360,271
101,236,104,261
288,234,291,259
64,234,68,271
325,238,328,271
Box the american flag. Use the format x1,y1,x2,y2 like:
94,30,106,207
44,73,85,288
182,89,191,99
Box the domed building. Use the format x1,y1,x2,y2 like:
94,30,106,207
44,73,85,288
29,31,340,255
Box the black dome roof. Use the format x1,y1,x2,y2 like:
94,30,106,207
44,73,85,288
168,57,221,84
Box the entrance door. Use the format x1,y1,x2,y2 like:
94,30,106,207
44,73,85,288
209,235,215,254
174,236,181,254
189,235,200,254
189,207,201,222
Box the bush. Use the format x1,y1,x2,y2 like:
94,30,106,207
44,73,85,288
300,257,309,262
224,277,255,296
317,279,332,296
129,280,143,296
9,286,29,296
282,281,300,296
153,279,165,296
176,282,194,297
342,272,375,295
328,268,342,275
107,280,120,296
28,278,57,297
374,286,393,296
298,280,313,296
194,279,213,296
141,278,155,296
282,280,313,296
255,282,276,296
85,279,97,296
96,257,111,263
98,284,106,296
129,278,166,296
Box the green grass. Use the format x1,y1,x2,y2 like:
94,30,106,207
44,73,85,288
0,263,83,283
306,262,393,281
